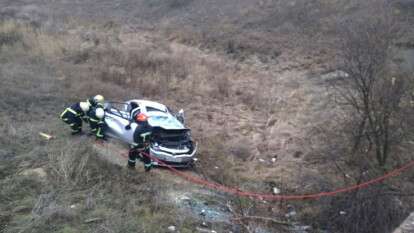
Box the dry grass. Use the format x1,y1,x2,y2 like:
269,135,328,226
0,21,69,58
1,4,413,231
0,20,197,233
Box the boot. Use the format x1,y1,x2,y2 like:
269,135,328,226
144,163,152,172
127,164,136,170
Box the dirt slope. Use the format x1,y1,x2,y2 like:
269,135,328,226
1,1,414,232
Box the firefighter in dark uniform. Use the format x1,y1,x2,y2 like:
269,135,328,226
86,95,106,140
127,113,153,172
60,101,90,134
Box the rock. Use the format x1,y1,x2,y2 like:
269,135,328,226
339,211,346,215
20,168,47,178
167,225,176,232
272,187,281,194
258,158,265,163
271,157,276,163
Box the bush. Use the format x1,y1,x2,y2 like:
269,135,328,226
319,185,407,233
0,21,24,47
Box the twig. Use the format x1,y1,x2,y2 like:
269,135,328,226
232,216,292,226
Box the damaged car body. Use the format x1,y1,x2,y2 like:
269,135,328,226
104,100,197,167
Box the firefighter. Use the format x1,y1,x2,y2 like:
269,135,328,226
127,113,153,172
87,95,105,139
60,101,90,135
88,107,105,140
87,95,106,140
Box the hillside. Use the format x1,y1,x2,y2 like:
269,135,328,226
1,1,414,233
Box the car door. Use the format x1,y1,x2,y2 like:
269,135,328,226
105,108,137,144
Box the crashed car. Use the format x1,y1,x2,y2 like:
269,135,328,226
103,100,197,167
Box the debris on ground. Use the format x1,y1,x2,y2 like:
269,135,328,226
39,132,53,140
174,193,231,223
167,225,176,232
272,187,281,194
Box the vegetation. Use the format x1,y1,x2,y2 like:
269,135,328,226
0,0,414,232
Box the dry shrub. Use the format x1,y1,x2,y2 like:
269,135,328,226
238,90,271,111
84,44,190,99
0,214,11,232
215,75,231,99
0,21,22,46
318,184,407,233
47,140,95,186
229,139,251,161
0,20,67,58
129,49,188,80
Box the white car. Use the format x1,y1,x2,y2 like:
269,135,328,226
104,100,197,167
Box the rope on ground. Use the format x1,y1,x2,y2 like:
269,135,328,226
97,142,414,201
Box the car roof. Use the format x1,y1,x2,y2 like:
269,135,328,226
127,99,187,130
129,99,168,113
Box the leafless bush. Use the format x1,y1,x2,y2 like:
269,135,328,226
319,184,407,233
212,75,231,99
229,139,251,161
238,86,273,112
47,140,93,186
0,21,22,46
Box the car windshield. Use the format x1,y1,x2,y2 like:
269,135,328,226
148,115,183,129
146,106,167,113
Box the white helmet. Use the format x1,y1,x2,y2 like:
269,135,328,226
95,108,105,119
79,102,90,112
93,95,105,105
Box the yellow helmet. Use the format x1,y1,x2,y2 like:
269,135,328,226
93,95,105,105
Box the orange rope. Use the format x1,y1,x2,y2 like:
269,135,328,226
99,142,414,201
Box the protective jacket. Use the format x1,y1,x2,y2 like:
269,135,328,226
128,121,153,171
60,103,86,133
87,103,105,139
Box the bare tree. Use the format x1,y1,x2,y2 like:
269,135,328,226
333,1,413,166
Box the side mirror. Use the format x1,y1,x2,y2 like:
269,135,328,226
125,124,131,130
177,109,185,124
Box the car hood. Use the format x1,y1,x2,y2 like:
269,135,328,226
147,112,186,130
